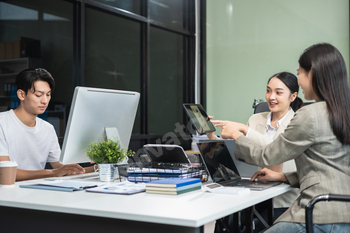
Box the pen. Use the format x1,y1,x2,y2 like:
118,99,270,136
83,185,98,189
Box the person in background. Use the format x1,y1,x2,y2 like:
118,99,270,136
0,68,94,181
215,43,350,232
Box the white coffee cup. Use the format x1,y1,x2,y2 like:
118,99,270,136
0,161,18,186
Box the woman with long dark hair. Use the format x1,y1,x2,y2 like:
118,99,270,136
214,43,350,232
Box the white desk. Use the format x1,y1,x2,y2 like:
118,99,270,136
0,180,293,233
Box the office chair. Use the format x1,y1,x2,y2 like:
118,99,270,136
253,102,270,114
305,194,350,233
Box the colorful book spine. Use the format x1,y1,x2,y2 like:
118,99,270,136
145,178,201,188
10,85,19,109
146,182,202,192
146,185,201,195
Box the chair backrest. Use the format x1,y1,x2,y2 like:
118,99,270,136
253,102,270,114
305,194,350,233
253,102,314,114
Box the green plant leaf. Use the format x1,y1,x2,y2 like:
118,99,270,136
85,138,134,164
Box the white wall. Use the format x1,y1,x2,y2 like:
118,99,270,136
206,0,349,132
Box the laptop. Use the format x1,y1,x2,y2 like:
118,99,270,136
197,140,281,191
143,144,191,164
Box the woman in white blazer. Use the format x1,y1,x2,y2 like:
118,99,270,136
207,72,303,227
246,73,302,213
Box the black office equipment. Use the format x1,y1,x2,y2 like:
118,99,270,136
118,161,207,183
197,140,281,191
143,144,191,164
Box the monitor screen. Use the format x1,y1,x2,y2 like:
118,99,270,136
60,87,140,164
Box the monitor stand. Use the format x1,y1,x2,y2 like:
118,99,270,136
104,127,128,165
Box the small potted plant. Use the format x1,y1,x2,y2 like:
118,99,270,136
85,138,134,182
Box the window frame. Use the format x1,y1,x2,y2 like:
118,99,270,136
71,0,200,151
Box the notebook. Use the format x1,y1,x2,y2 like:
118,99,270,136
197,140,281,191
20,180,99,192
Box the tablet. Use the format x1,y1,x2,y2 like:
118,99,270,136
183,103,216,134
143,144,191,164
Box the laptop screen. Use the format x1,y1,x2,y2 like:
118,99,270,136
143,144,191,164
197,141,241,183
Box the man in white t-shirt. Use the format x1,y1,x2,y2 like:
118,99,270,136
0,68,92,181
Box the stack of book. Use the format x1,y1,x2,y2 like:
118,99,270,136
126,167,204,182
145,178,202,195
126,164,205,183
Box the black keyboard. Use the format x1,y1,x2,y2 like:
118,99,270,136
221,179,252,187
142,161,187,169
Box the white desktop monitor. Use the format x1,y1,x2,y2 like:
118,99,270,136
60,87,140,164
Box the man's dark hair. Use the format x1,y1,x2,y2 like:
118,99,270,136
15,68,55,94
